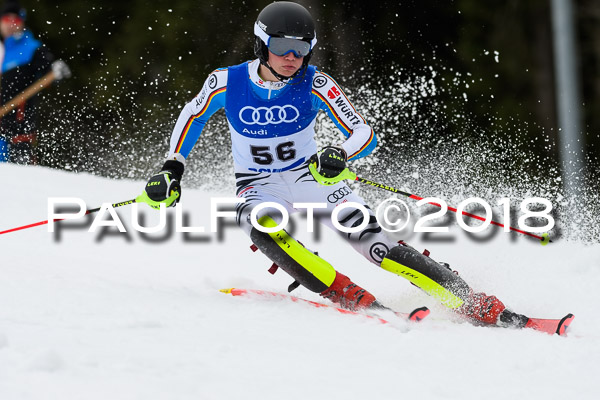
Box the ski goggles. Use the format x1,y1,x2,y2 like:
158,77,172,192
254,22,317,58
267,37,311,57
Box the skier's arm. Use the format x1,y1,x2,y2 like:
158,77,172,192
167,68,228,163
311,71,377,161
138,69,227,210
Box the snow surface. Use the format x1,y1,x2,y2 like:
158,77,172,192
0,164,598,400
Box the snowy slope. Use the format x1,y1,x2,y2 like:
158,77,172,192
0,164,599,400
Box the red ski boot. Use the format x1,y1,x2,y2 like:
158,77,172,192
320,272,377,311
457,291,506,325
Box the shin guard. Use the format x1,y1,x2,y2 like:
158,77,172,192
381,245,471,309
250,216,377,310
250,215,336,293
382,245,506,324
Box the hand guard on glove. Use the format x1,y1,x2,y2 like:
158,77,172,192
137,160,184,209
309,146,347,179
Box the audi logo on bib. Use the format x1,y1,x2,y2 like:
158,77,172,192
239,105,300,125
327,186,351,203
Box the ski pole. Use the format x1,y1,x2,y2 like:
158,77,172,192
352,175,551,245
0,199,136,236
308,163,550,244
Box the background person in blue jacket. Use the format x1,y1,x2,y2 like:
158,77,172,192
0,0,54,164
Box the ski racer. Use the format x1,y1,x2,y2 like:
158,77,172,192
138,1,532,329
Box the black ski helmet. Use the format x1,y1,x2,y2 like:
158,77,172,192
254,1,317,79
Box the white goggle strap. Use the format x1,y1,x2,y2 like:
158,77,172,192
254,22,271,45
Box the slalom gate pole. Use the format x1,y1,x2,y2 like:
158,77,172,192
353,175,551,245
0,60,71,118
0,199,136,236
0,71,55,118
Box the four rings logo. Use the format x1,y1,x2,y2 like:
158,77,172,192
239,105,300,125
327,186,351,203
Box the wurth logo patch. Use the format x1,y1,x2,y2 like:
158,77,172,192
333,97,361,125
327,86,341,99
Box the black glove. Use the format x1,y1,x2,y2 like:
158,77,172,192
310,146,348,178
141,160,184,208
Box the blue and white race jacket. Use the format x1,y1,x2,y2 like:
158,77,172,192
168,59,377,173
